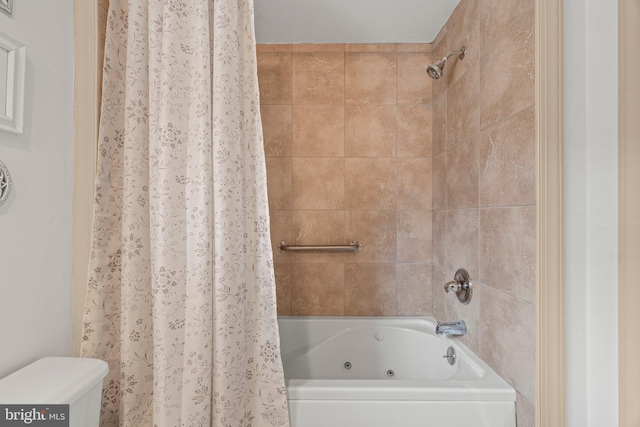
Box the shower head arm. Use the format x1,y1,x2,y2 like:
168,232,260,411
441,46,466,63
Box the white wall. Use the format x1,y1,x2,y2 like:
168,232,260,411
254,0,459,43
564,0,619,426
0,0,74,378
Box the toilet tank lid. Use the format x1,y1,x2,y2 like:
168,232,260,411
0,357,109,404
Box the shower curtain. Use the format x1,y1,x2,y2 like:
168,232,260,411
81,1,289,426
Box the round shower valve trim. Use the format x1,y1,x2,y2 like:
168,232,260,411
443,268,473,304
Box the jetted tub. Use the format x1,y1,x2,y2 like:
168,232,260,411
278,316,516,427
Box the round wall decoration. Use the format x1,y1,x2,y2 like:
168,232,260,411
0,160,12,207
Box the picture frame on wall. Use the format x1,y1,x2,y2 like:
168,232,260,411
0,32,25,134
0,0,12,17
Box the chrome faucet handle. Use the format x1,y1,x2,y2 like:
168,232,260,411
443,268,473,305
444,280,460,293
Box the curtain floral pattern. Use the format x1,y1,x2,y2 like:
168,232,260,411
81,1,289,426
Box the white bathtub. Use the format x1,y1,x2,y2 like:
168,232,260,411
278,316,516,427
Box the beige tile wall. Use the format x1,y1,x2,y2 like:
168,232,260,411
430,0,536,425
258,43,434,317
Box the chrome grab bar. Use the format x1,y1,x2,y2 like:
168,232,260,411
277,241,362,253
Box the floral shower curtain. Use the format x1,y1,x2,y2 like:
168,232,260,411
81,1,289,426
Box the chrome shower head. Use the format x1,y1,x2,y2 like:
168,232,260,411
426,60,445,79
425,46,466,80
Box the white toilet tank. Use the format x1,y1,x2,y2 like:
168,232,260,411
0,357,108,427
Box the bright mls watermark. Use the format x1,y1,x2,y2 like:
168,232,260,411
0,405,69,426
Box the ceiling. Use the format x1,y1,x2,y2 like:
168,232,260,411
254,0,460,44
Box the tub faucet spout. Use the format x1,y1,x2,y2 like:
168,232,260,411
435,320,467,336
